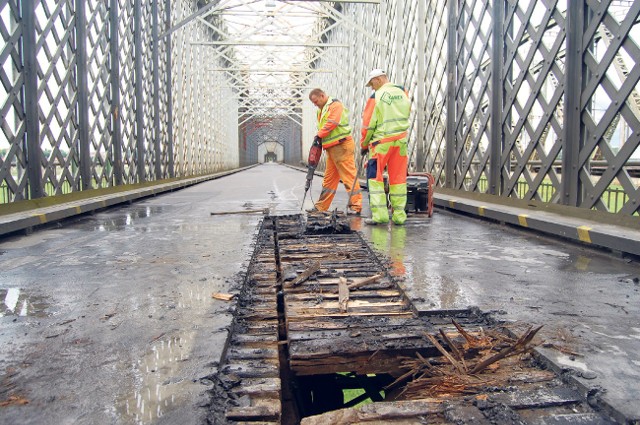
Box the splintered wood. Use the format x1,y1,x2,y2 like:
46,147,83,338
278,216,423,376
214,214,610,425
386,321,544,400
286,260,321,287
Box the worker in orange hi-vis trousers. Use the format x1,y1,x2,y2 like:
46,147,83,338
360,69,411,225
307,88,362,215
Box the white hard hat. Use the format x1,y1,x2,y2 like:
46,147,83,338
366,69,386,86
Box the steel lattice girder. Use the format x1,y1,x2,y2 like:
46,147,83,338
308,0,640,216
0,0,639,218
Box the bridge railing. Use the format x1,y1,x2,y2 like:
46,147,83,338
0,0,238,205
310,0,640,217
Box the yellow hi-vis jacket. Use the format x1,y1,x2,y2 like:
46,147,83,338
317,97,352,149
360,83,411,150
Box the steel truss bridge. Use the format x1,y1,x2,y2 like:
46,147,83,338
0,0,639,218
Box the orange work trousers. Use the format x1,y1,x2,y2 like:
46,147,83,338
314,138,362,212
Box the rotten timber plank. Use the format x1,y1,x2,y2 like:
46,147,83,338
230,378,281,397
490,388,582,409
287,260,321,287
286,316,428,331
300,400,443,425
287,328,430,343
443,404,492,425
284,289,403,301
222,360,280,379
288,299,408,310
226,347,279,361
338,276,349,312
231,334,279,345
535,413,615,424
285,311,415,321
231,423,279,425
226,405,280,421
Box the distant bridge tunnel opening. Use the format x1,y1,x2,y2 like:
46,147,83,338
259,141,283,163
239,117,303,166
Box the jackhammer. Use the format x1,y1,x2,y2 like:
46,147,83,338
301,136,322,210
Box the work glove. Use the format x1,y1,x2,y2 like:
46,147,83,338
360,148,368,156
313,135,321,145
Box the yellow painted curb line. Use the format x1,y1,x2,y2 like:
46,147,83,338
518,214,529,227
577,226,592,243
478,206,486,216
449,200,456,208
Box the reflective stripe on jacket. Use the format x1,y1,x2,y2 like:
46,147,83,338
360,83,411,150
317,97,352,149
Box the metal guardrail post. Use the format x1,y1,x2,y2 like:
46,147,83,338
415,0,426,172
152,0,161,179
22,0,43,199
395,0,403,80
76,0,91,190
165,0,174,178
445,0,456,188
562,0,585,207
489,0,504,196
134,0,145,182
110,0,123,185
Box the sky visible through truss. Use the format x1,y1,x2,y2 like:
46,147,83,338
203,0,330,121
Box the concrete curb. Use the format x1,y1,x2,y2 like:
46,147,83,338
434,192,640,257
0,166,256,237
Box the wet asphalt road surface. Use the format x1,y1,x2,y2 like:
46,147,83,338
1,163,639,424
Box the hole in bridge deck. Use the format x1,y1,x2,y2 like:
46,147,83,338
294,372,394,418
209,212,617,425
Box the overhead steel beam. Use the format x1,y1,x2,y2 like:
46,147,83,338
238,98,303,102
283,0,381,4
158,0,263,39
239,113,302,128
192,41,349,47
196,16,230,39
312,1,382,45
212,11,320,18
238,112,302,127
240,105,302,111
221,85,309,90
208,68,334,73
158,1,219,39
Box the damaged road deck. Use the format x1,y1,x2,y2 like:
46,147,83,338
211,212,616,424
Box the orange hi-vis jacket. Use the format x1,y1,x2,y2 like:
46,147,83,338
360,83,411,152
317,97,353,149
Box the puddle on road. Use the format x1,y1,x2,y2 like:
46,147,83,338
115,281,222,423
95,206,167,232
115,332,197,424
0,288,50,317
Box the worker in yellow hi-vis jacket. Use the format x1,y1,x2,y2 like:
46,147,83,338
307,88,362,215
360,69,411,225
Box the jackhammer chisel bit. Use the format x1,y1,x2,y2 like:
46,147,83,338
301,136,322,210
